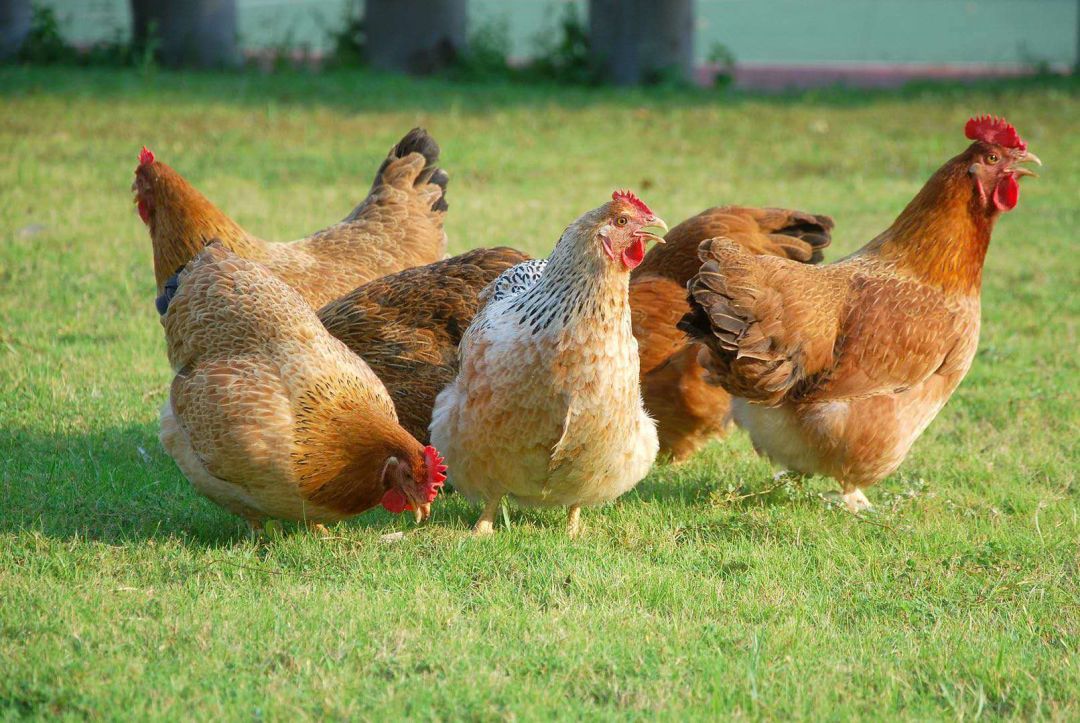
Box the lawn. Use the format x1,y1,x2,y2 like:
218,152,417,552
0,67,1077,720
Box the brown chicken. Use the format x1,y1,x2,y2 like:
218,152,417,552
158,242,446,532
680,116,1040,511
630,206,832,461
317,247,531,443
135,128,449,308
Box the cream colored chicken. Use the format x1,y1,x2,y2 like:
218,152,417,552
429,192,666,535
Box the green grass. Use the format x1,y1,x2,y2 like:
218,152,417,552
0,67,1077,720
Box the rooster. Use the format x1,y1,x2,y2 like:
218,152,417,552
317,247,531,443
631,206,832,461
680,116,1040,511
429,191,666,535
159,243,446,532
135,128,448,308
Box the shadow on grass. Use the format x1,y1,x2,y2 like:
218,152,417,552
0,421,831,547
0,423,250,546
0,66,1075,116
0,425,505,545
0,423,583,545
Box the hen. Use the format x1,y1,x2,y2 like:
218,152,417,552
430,191,666,535
317,247,531,443
159,243,446,532
680,117,1040,511
630,206,832,461
135,128,449,308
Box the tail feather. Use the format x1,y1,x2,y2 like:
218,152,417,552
156,267,184,316
367,127,449,213
763,210,833,264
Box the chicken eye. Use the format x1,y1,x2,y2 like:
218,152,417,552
986,153,999,164
616,216,628,226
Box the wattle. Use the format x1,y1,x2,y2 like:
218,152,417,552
993,174,1019,212
621,237,645,270
137,198,151,224
381,488,410,513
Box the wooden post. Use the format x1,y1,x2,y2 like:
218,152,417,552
0,0,32,60
365,0,467,75
589,0,694,85
131,0,240,69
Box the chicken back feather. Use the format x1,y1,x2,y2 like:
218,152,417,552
317,247,531,443
135,128,449,308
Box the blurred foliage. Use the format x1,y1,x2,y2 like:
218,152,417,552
15,4,76,65
326,0,366,69
13,4,157,71
449,2,603,86
707,41,737,90
447,14,514,81
528,2,602,86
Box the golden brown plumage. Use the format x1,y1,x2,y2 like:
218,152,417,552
159,243,445,530
680,118,1040,510
135,128,449,308
630,206,833,461
317,247,531,443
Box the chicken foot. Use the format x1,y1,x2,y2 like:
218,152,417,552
841,486,872,513
305,521,331,536
473,496,502,536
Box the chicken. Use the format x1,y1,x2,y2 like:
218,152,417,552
135,128,449,308
158,242,446,532
630,206,833,461
429,191,667,535
317,247,531,443
680,116,1040,511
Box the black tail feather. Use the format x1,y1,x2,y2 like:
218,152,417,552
775,213,833,264
369,127,449,212
156,266,184,316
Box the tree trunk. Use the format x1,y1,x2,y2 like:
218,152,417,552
365,0,467,75
589,0,694,85
0,0,31,60
131,0,239,69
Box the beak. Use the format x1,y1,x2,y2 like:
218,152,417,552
406,494,430,523
1011,150,1042,178
636,215,668,244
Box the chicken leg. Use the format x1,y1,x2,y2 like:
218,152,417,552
566,505,582,537
244,515,265,539
473,497,502,536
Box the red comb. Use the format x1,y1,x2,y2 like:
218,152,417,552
965,116,1026,151
139,146,155,166
612,190,653,216
421,445,447,503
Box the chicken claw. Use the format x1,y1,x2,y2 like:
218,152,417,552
472,497,501,536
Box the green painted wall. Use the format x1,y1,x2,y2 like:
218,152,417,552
39,0,1079,66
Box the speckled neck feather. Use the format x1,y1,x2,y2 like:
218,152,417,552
508,210,631,335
